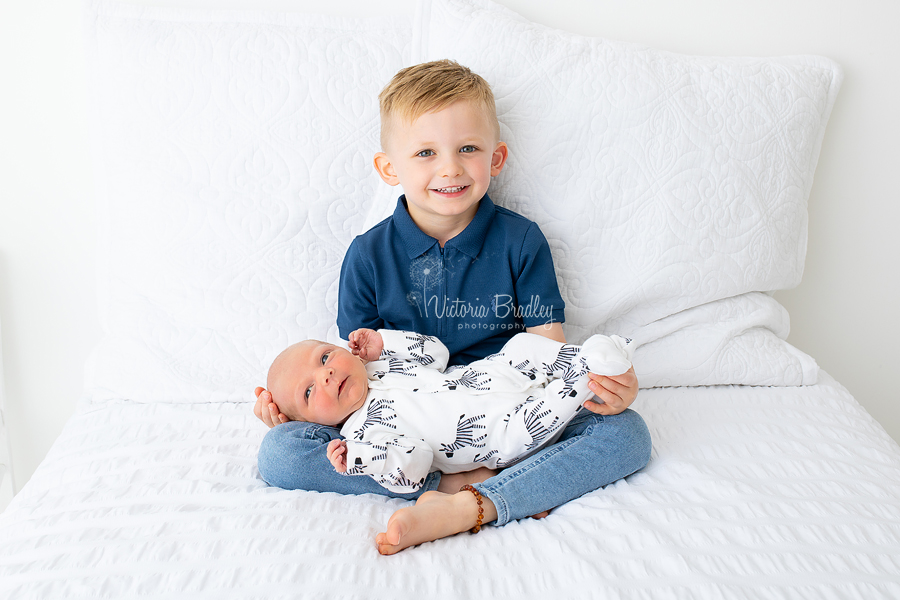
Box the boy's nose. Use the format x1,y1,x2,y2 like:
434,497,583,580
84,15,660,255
439,156,463,177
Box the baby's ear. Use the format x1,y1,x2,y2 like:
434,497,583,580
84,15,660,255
373,152,400,186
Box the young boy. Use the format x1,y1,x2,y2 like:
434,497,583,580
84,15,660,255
255,60,651,555
265,328,634,494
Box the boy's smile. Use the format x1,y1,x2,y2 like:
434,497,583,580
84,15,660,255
433,185,467,195
374,100,508,244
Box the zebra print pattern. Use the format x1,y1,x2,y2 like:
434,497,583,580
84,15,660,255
371,357,419,380
512,359,539,380
542,345,579,376
352,397,396,441
519,399,561,452
439,414,487,458
442,368,491,391
403,332,439,366
382,467,425,491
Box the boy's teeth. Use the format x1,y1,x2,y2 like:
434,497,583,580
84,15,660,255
436,186,465,193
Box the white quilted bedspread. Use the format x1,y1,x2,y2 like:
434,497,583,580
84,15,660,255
2,374,899,599
5,1,891,597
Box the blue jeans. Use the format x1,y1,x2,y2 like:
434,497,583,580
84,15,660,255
257,408,651,525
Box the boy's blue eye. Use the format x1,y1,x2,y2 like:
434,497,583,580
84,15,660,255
460,145,477,153
416,149,435,157
305,386,311,400
322,352,330,365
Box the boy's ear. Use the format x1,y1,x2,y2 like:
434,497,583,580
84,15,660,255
491,142,509,177
374,152,400,186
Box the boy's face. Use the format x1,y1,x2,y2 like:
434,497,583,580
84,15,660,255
268,342,369,426
375,100,508,235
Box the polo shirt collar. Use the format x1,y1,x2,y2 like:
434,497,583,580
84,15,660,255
393,194,497,259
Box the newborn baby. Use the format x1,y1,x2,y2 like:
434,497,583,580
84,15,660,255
265,328,633,493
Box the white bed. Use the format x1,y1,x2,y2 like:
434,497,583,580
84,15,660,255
2,0,899,597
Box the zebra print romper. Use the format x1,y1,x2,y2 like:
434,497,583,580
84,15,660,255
338,329,633,493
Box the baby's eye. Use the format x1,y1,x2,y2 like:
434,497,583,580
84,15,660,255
460,145,478,153
321,351,330,365
305,386,312,400
416,149,435,158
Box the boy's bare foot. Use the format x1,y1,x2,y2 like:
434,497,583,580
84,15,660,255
436,467,496,494
437,468,551,519
375,490,498,555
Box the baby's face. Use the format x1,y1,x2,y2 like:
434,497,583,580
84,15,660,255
268,341,369,426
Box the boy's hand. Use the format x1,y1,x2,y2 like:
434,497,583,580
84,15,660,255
254,387,289,428
327,439,348,473
582,366,639,415
348,328,383,362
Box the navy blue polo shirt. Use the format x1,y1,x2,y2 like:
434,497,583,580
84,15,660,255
337,194,565,366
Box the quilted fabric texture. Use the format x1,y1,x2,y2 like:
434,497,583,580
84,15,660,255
3,375,900,598
84,0,837,402
632,293,818,387
84,1,409,402
414,0,841,345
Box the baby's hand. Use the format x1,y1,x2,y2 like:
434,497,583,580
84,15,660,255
327,439,348,473
254,387,288,428
348,328,384,362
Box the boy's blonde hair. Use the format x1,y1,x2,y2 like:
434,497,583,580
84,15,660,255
378,59,500,149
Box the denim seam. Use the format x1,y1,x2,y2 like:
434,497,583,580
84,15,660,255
476,425,592,526
300,423,332,439
473,482,509,526
423,472,441,493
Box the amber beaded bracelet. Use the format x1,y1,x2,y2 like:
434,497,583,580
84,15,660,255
460,484,484,533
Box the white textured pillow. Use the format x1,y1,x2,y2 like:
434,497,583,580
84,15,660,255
415,0,839,385
629,293,818,387
84,1,408,402
84,0,837,401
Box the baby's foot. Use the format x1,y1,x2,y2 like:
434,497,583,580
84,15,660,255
580,334,633,376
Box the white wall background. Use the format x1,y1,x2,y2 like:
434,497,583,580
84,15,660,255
1,0,898,497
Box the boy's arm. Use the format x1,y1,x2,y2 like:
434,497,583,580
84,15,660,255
526,323,639,415
582,366,638,415
515,224,638,414
515,224,567,330
337,239,384,338
253,387,288,428
525,322,566,343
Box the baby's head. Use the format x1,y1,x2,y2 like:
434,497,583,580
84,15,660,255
266,340,370,426
378,59,500,151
